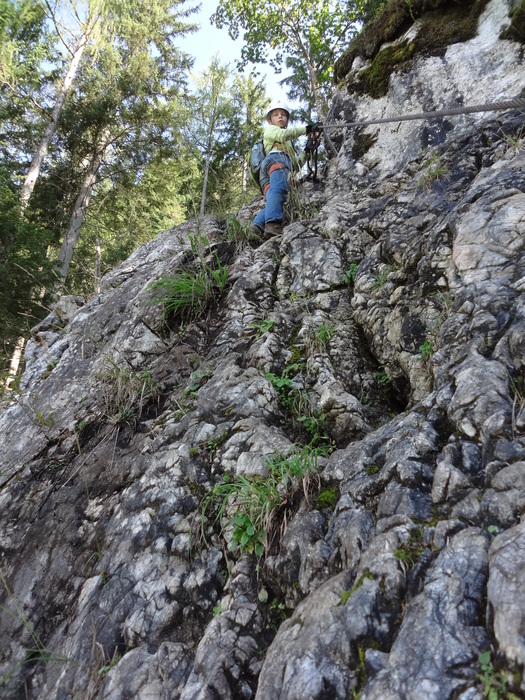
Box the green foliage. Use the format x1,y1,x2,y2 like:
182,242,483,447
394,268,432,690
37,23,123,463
1,0,200,299
501,0,525,43
417,154,451,189
224,216,258,250
335,0,491,85
0,172,56,388
477,651,521,700
374,368,391,388
265,362,332,450
394,529,426,570
365,464,380,475
339,571,375,605
339,589,353,605
97,651,120,679
372,269,389,290
212,0,365,118
500,117,525,151
419,339,434,359
185,63,267,217
149,235,228,322
250,317,276,338
353,40,415,98
313,323,335,351
199,446,321,558
345,263,358,284
315,486,338,510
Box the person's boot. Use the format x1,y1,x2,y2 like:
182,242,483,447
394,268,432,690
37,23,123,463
264,220,282,238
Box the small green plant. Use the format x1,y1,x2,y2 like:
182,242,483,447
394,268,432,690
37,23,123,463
420,339,434,360
224,216,257,250
266,364,331,449
99,359,157,425
285,185,323,222
372,269,389,290
184,366,213,393
476,651,520,700
501,118,525,152
42,358,59,379
313,323,334,350
365,464,380,476
394,529,426,570
213,602,222,616
417,154,451,189
34,409,55,429
508,372,525,437
340,589,352,606
97,650,120,679
339,572,375,606
250,317,276,338
374,368,391,388
345,263,358,285
266,363,301,410
198,446,321,558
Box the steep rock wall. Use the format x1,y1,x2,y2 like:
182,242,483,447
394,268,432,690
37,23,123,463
1,1,525,698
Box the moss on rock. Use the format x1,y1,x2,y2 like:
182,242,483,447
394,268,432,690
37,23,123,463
349,40,415,99
335,0,491,89
501,0,525,43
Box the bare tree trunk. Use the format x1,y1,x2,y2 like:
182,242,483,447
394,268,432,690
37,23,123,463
200,132,213,217
55,127,110,282
5,336,26,389
20,35,88,210
94,237,101,294
242,158,248,196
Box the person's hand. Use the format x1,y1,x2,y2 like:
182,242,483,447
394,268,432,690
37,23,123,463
306,122,323,133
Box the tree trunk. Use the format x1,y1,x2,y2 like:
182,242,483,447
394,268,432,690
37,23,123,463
20,34,88,210
94,237,102,294
200,132,214,217
242,158,248,196
5,336,26,389
55,127,111,282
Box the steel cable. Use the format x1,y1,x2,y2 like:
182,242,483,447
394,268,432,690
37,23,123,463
320,97,525,130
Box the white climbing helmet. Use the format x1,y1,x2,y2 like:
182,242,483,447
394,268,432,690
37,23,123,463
266,99,291,120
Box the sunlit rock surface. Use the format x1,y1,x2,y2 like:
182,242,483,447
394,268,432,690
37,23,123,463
1,1,525,698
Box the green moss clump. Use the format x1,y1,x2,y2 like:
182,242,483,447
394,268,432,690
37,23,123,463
316,486,338,510
501,0,525,43
350,41,414,98
335,0,491,88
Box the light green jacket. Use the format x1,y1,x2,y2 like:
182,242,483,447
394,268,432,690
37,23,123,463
263,123,307,171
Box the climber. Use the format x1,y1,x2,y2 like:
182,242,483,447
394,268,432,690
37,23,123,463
252,100,320,239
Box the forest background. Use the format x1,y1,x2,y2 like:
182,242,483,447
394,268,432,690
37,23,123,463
0,0,378,390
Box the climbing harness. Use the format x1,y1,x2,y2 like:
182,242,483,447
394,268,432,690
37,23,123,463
318,97,525,131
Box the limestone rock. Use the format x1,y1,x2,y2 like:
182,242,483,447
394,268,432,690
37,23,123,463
1,2,525,699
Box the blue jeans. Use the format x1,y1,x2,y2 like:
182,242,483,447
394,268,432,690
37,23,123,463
253,152,292,230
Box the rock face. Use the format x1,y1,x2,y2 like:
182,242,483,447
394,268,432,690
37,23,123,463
1,1,525,698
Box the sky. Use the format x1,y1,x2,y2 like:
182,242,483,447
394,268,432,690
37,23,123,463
176,0,292,109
